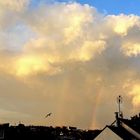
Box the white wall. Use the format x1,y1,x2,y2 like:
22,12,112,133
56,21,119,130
94,127,122,140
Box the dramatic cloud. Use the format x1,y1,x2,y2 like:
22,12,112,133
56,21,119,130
0,1,140,129
122,42,140,56
0,0,29,11
106,14,140,36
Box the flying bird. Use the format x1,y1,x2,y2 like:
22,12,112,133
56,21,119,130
45,113,52,118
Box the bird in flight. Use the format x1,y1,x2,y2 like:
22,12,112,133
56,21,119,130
45,113,52,118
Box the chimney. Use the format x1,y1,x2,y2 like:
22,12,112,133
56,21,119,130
115,112,121,127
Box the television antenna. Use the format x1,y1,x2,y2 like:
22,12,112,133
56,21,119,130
117,95,123,118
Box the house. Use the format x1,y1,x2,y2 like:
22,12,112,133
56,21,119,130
94,126,122,140
0,123,9,140
94,112,140,140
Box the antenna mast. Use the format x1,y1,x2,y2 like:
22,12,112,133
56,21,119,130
117,95,123,118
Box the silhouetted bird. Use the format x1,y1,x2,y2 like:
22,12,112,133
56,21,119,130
45,113,52,118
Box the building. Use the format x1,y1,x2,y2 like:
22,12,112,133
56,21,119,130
94,126,122,140
0,123,9,140
94,112,140,140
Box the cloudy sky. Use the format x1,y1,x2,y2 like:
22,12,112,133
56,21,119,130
0,0,140,129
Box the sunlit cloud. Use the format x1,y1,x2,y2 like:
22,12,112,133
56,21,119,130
106,14,140,36
122,42,140,57
128,84,140,107
0,1,140,129
0,0,30,12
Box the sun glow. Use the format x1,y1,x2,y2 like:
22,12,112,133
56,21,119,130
129,84,140,107
14,55,49,76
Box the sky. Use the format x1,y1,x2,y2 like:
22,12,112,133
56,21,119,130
78,0,140,15
0,0,140,130
32,0,140,15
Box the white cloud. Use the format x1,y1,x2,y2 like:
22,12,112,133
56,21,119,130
122,42,140,56
0,0,30,12
0,1,140,129
106,14,140,36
